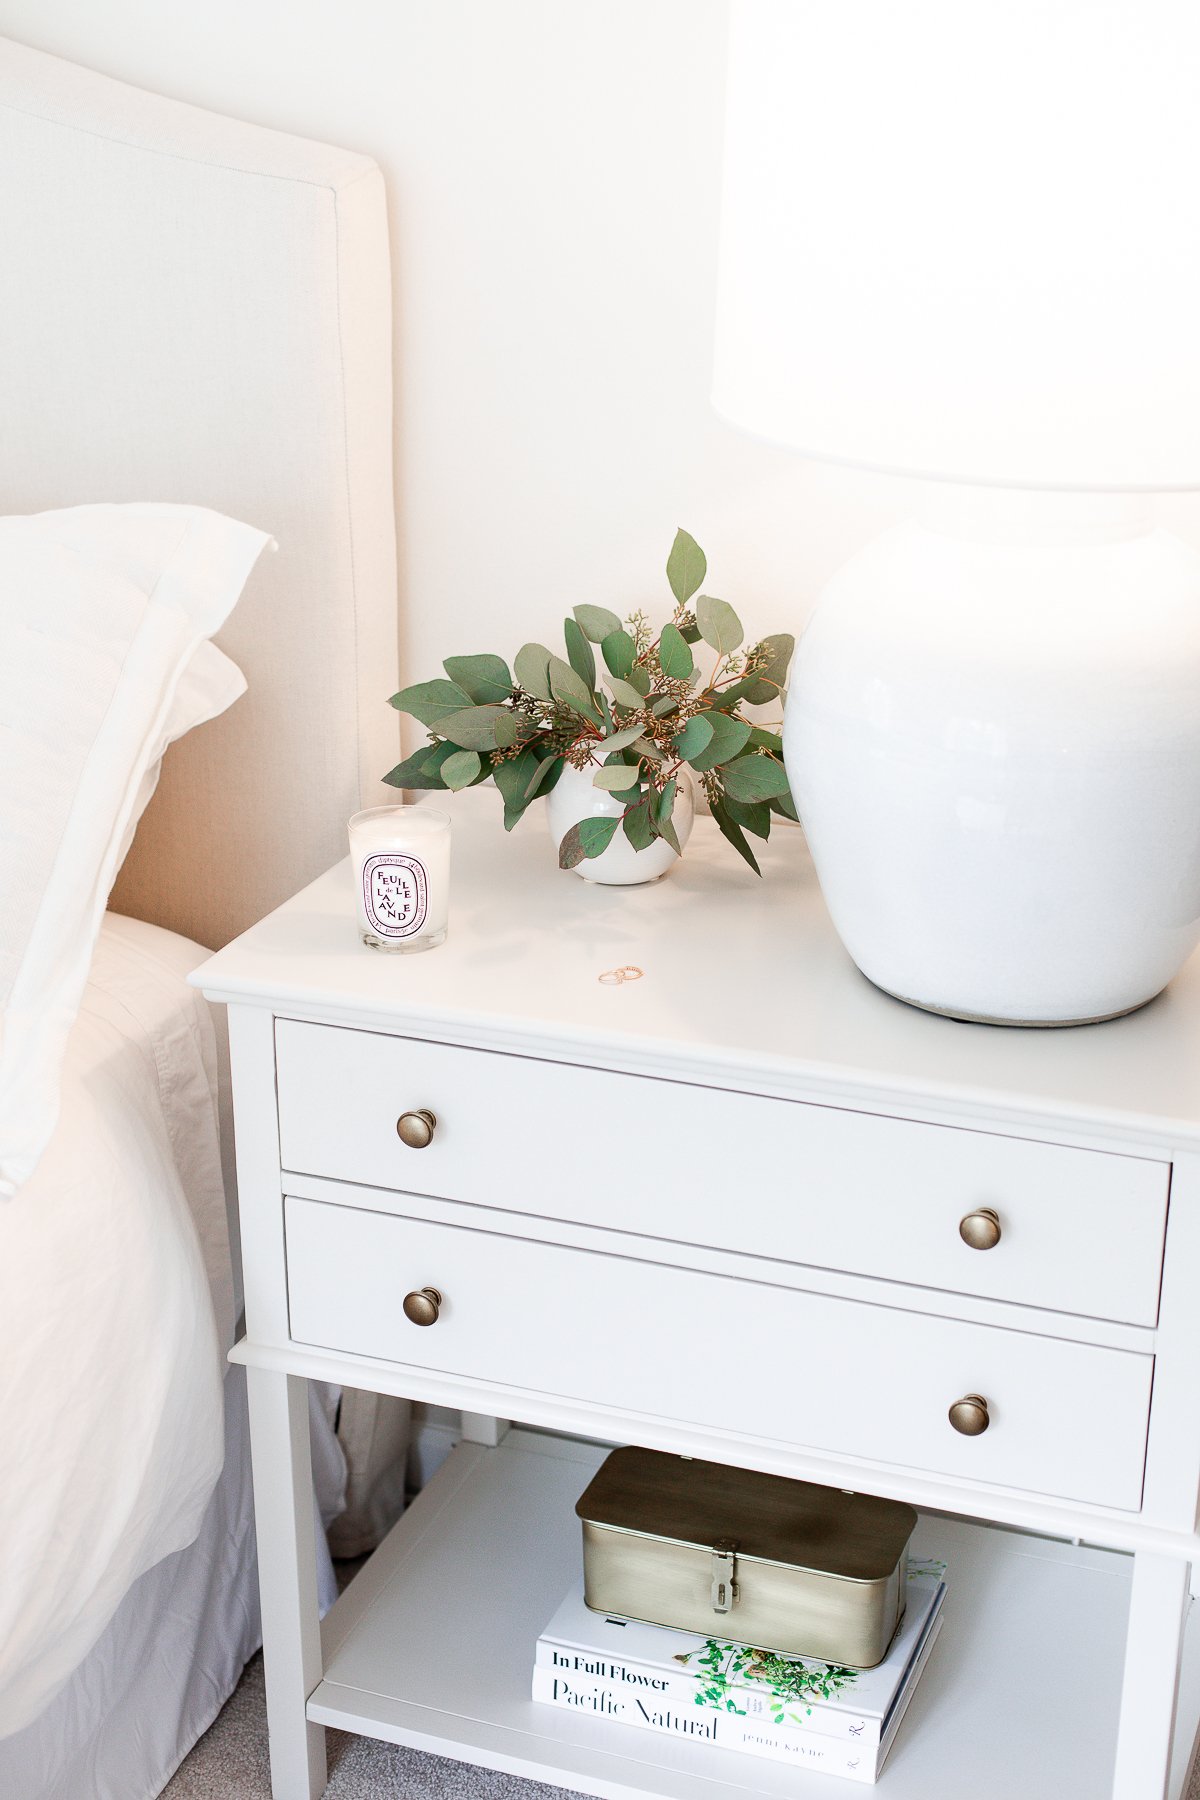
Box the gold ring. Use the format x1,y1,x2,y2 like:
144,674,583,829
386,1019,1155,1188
618,965,644,981
598,969,624,986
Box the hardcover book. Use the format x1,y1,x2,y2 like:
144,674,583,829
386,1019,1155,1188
532,1568,947,1783
536,1559,947,1748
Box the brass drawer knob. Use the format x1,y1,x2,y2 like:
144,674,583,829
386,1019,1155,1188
402,1286,443,1327
959,1206,1001,1250
396,1108,437,1149
948,1393,990,1436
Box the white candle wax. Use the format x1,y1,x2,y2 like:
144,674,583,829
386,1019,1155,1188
347,805,451,952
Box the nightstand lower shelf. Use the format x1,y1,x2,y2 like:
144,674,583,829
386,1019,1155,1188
307,1428,1200,1799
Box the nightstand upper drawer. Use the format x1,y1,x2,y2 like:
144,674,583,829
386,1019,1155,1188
284,1195,1153,1510
275,1019,1170,1326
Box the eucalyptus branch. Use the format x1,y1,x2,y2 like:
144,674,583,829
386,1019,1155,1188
384,528,797,874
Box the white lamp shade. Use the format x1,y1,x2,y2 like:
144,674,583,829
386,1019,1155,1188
713,1,1200,490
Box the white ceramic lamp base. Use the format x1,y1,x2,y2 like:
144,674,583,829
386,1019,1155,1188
784,498,1200,1026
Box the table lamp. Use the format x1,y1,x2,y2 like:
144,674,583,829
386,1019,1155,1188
713,0,1200,1025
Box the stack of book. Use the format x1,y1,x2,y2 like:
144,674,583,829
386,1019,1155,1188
532,1558,947,1784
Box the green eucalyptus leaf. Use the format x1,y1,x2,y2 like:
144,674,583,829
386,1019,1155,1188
695,594,744,656
673,713,715,763
651,695,679,717
720,634,796,707
524,751,565,801
382,740,458,790
623,800,656,852
593,765,641,792
601,629,636,679
548,654,599,718
431,704,520,750
769,788,799,823
722,794,772,839
573,603,624,643
686,711,752,771
389,678,473,727
442,654,512,705
711,798,762,876
606,750,643,795
493,748,539,828
652,779,683,856
666,528,707,606
658,621,694,681
602,723,645,754
628,662,652,696
719,753,792,802
558,814,621,868
738,632,796,706
679,621,702,644
557,822,588,869
607,675,646,711
632,737,664,761
563,616,596,690
747,725,784,754
441,748,482,790
581,816,624,858
711,674,753,707
514,642,555,701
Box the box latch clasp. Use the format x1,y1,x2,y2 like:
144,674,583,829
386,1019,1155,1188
710,1538,739,1613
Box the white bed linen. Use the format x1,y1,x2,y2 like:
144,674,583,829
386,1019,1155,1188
0,914,345,1797
0,1364,345,1800
0,913,232,1736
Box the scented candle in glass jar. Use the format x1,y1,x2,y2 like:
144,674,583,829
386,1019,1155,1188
347,805,450,952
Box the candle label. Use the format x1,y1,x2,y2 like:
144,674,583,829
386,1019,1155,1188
362,853,428,938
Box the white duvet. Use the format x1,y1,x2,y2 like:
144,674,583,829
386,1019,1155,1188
0,914,230,1738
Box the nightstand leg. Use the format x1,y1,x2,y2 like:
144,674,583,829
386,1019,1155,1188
246,1366,328,1800
461,1412,510,1446
1112,1551,1190,1799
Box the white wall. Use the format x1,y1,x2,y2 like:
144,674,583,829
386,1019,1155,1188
0,0,907,727
6,0,1197,731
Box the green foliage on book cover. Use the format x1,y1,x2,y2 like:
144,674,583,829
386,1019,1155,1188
676,1638,859,1726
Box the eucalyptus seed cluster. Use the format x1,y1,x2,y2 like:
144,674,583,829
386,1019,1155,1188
563,736,601,771
624,608,653,657
508,685,542,721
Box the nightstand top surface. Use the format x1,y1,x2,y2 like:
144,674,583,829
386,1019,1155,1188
192,791,1200,1148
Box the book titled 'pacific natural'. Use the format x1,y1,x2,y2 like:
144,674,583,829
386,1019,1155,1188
532,1559,947,1784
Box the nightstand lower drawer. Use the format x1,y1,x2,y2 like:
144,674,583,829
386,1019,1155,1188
284,1196,1152,1510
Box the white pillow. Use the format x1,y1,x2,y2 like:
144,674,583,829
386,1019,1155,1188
0,504,269,1198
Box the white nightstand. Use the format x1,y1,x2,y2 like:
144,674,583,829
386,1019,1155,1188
194,790,1200,1800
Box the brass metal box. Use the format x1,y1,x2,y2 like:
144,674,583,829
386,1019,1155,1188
575,1447,917,1669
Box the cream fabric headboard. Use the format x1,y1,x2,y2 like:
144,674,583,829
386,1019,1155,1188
0,37,398,949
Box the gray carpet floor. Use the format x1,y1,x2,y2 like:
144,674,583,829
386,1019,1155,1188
160,1650,586,1800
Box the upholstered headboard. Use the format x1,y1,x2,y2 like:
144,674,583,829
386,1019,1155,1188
0,37,399,948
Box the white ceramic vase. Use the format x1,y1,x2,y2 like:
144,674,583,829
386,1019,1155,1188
546,763,695,886
784,500,1200,1025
